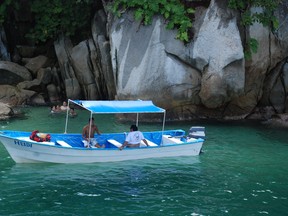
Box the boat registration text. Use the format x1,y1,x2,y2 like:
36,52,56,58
14,140,32,148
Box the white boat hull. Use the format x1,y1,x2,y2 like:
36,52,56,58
0,134,203,164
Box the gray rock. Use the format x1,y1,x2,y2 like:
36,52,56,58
0,85,36,106
37,67,52,85
0,61,32,85
54,11,116,100
193,0,244,108
0,102,13,120
24,55,49,76
47,83,61,103
29,94,45,105
64,78,82,100
0,27,10,61
109,12,202,105
109,0,243,116
17,79,42,91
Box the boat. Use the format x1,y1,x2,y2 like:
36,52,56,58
0,100,205,164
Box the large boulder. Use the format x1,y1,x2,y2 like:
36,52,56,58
0,102,13,120
37,67,52,85
110,12,202,107
17,79,42,92
91,10,116,99
54,36,81,99
0,85,37,106
47,83,61,103
24,55,50,76
0,61,32,85
193,0,244,109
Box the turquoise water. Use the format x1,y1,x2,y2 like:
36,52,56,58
0,107,287,216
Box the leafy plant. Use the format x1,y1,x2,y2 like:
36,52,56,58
228,0,281,59
26,0,94,43
110,0,195,42
0,0,19,24
244,38,259,60
228,0,280,28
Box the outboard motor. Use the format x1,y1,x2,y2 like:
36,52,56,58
188,126,205,139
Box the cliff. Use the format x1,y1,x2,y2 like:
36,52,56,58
0,0,288,121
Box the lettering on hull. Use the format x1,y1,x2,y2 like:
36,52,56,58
14,140,32,148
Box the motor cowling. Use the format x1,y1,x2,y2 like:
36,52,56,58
188,126,205,139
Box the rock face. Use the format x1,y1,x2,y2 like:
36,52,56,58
109,12,202,109
0,102,14,120
0,61,32,85
193,0,245,109
53,10,116,100
108,0,288,119
0,27,10,61
229,5,288,120
0,0,288,121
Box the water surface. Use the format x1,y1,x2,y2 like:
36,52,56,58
0,107,287,215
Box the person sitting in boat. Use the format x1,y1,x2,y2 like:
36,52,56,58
82,117,104,148
119,124,149,150
60,101,70,111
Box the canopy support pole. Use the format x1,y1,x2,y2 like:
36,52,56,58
160,111,166,146
64,100,70,134
136,113,139,126
88,112,93,141
162,111,166,132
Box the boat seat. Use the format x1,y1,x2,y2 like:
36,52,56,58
56,140,72,148
107,139,122,148
162,135,183,145
140,139,158,147
107,139,157,148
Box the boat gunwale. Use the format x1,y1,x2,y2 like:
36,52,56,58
0,130,204,151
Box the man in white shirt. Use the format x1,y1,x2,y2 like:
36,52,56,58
119,125,149,150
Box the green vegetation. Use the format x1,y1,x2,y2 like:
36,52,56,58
0,0,282,57
228,0,281,59
0,0,18,24
110,0,195,42
0,0,94,43
26,0,94,42
228,0,280,28
244,38,259,60
111,0,281,58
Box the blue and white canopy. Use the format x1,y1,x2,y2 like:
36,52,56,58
64,99,166,133
69,99,165,114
